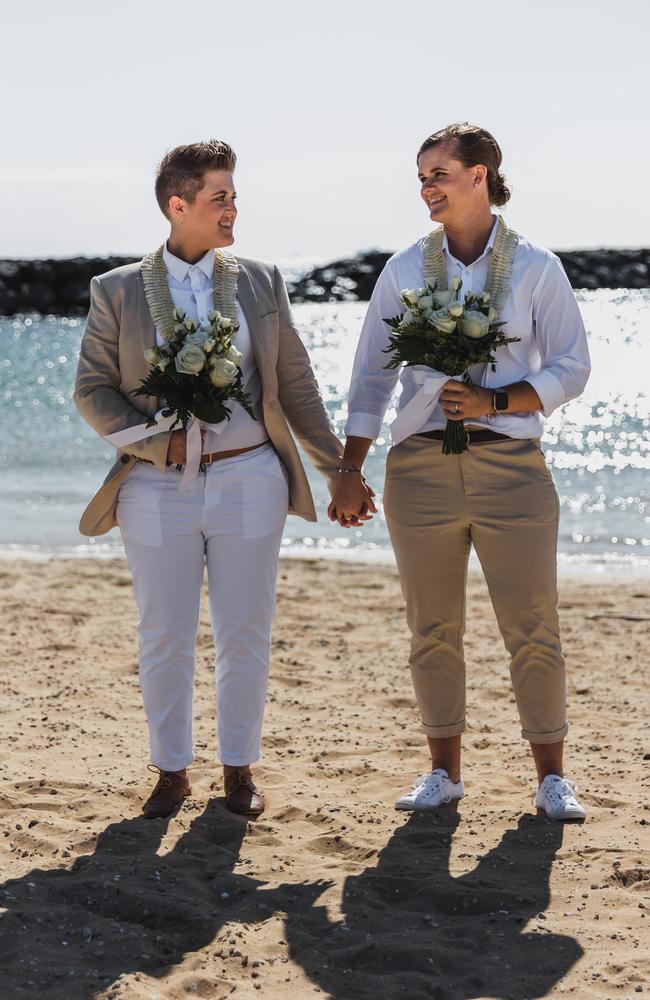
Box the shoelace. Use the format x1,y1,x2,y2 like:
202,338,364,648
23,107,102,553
226,771,255,794
411,773,450,803
147,764,173,798
534,777,578,807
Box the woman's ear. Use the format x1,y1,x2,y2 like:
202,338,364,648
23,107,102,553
473,164,488,188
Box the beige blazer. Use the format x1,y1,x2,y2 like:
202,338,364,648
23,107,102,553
74,256,343,536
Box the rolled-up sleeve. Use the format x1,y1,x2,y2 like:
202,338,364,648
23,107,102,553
344,259,404,440
526,254,591,417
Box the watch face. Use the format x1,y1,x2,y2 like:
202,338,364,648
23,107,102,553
495,391,509,411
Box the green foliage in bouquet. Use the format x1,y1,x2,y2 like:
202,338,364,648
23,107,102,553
132,308,255,431
383,278,520,453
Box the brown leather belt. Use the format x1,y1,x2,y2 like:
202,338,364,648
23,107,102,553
418,429,513,443
199,439,270,465
165,439,270,469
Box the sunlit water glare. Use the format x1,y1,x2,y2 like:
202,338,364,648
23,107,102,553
1,289,648,573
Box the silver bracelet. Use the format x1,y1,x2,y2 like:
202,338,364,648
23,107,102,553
337,466,367,484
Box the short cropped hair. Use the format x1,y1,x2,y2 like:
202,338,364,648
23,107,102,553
155,140,237,218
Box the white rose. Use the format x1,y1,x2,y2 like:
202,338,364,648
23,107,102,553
157,357,170,371
185,329,210,347
429,308,457,334
460,310,490,339
172,307,185,322
207,309,219,323
433,290,453,307
400,308,415,326
209,357,238,387
175,343,206,375
418,294,434,310
402,289,419,307
451,276,461,292
226,345,243,364
218,317,235,333
203,337,217,352
144,347,160,364
481,291,491,303
448,303,464,318
184,317,198,333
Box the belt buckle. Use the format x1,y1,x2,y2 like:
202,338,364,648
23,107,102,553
202,453,214,467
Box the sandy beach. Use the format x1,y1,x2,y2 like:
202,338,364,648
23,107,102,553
0,556,648,999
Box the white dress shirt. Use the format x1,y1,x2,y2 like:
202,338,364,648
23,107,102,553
345,217,591,443
159,245,268,453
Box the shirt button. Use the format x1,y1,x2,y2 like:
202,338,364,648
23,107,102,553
121,454,130,464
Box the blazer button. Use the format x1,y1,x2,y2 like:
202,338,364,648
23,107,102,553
121,454,130,464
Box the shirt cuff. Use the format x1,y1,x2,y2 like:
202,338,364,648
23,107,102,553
524,370,567,418
344,412,383,440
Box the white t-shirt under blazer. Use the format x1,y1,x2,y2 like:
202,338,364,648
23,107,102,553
158,245,268,453
344,216,591,445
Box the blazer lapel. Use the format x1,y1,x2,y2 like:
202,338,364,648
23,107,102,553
236,262,267,372
137,269,157,354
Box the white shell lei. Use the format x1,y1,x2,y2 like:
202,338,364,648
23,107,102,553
140,246,240,338
422,216,518,319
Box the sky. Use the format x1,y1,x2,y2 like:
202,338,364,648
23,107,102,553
2,0,649,262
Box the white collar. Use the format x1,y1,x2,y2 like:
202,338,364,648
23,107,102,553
442,215,499,265
162,243,215,283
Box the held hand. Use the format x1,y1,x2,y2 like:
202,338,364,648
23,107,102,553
328,473,378,528
166,427,206,467
166,429,187,465
440,380,493,421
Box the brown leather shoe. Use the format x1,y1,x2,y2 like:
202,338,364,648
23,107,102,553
224,770,265,815
142,766,191,819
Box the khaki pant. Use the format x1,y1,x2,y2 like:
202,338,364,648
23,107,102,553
383,434,567,744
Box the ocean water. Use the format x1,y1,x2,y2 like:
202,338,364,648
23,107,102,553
1,289,649,573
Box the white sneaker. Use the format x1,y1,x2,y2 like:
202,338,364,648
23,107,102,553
395,768,465,811
534,774,587,820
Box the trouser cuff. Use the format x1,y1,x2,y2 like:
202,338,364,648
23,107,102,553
522,722,569,744
151,754,194,772
421,718,466,738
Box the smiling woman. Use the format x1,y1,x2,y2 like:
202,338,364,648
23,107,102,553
155,141,239,268
418,123,511,217
72,138,343,821
330,120,592,821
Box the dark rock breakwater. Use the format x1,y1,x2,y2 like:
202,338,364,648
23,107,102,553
0,247,648,316
287,247,650,303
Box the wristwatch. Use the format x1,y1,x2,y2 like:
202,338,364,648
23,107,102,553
493,390,509,413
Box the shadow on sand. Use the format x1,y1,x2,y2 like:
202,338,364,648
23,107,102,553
284,810,583,999
0,798,325,998
0,803,582,999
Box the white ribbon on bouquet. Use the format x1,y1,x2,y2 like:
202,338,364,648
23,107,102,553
104,410,227,491
389,369,449,445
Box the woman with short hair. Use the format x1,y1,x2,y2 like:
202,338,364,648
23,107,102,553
75,140,347,818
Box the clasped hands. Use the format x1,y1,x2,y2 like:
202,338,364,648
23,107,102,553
328,471,377,528
328,380,495,527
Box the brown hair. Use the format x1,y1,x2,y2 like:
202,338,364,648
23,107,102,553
417,123,511,207
155,140,237,218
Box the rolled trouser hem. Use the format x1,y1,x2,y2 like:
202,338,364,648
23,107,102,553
150,754,194,772
522,723,569,744
219,752,262,767
421,719,466,738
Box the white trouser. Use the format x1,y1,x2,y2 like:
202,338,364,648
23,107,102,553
115,442,289,770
